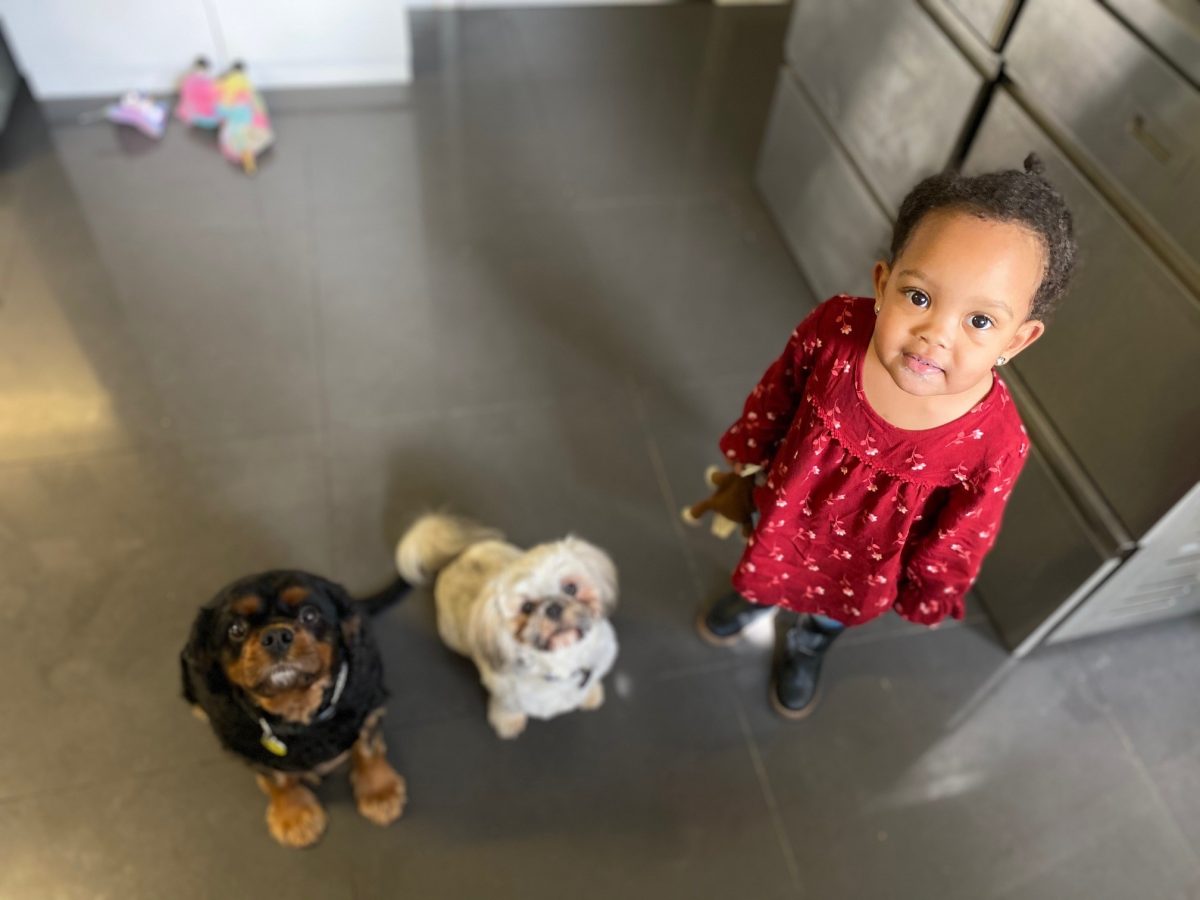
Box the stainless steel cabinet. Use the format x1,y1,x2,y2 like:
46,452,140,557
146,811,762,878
784,0,985,215
1104,0,1200,84
0,28,18,132
943,0,1019,47
974,443,1121,651
1006,0,1200,290
756,69,890,299
965,88,1200,540
1051,484,1200,642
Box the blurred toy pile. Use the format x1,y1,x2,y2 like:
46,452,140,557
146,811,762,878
88,57,273,174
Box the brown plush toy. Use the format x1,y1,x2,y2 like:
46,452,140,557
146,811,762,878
681,465,760,539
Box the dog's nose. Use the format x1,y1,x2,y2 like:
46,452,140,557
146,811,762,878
260,626,294,658
545,602,563,621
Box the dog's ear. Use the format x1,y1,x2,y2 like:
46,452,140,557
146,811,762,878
566,538,619,614
181,606,226,700
303,575,353,616
468,586,511,673
303,575,363,646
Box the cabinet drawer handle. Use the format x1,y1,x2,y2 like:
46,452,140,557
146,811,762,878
1129,113,1173,165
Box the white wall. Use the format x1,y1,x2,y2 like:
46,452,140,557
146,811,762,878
0,0,411,99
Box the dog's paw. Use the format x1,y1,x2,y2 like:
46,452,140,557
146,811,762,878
580,681,605,711
352,759,407,827
488,706,528,740
264,783,327,849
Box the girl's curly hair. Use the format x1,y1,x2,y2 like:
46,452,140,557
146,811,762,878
889,154,1077,321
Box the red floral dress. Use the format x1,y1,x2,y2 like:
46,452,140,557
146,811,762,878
719,295,1029,627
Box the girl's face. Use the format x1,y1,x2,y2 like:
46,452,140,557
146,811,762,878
871,209,1046,399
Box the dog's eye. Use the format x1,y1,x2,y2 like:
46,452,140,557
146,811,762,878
520,600,536,616
299,606,320,626
228,620,248,642
562,581,578,596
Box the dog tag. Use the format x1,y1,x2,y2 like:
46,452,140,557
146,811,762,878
261,734,288,756
258,718,288,757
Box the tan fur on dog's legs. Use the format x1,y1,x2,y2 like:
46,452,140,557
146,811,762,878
580,681,605,711
257,772,327,848
350,711,407,827
488,696,528,739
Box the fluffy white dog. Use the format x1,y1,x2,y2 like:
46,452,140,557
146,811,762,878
396,514,619,739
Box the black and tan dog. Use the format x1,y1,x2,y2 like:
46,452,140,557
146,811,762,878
181,570,409,848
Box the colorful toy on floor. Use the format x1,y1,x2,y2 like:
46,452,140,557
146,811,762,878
176,58,274,174
214,62,274,174
682,465,761,539
104,92,169,139
175,57,221,128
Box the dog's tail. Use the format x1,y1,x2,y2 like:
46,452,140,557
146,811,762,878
396,513,502,586
356,576,412,617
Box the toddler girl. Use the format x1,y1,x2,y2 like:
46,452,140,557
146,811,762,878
697,156,1076,718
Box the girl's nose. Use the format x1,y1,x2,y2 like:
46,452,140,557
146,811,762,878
917,314,955,349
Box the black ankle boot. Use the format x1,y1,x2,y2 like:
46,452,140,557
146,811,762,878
771,617,841,719
696,592,774,646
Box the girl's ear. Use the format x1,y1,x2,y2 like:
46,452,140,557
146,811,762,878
872,260,891,309
1002,318,1046,362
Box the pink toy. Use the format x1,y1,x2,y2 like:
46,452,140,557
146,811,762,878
175,57,220,128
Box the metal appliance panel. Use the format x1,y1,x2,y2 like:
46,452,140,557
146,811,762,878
0,28,18,131
1103,0,1200,83
1006,0,1200,282
974,442,1119,652
944,0,1019,47
784,0,985,215
965,88,1200,539
756,68,890,299
1051,483,1200,642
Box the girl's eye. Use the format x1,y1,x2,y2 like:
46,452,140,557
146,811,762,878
562,582,578,596
969,314,994,331
228,620,248,642
905,289,931,308
520,601,536,615
299,606,320,626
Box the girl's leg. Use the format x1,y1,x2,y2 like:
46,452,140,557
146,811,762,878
770,613,844,719
808,613,846,634
697,591,775,646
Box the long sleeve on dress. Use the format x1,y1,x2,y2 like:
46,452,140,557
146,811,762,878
719,303,828,469
892,448,1027,626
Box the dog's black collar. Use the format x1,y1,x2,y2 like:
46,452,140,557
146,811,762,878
253,661,349,758
541,667,592,689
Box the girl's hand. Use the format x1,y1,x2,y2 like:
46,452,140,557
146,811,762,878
682,466,758,538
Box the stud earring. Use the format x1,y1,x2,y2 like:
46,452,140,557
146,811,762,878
874,305,881,315
996,356,1007,367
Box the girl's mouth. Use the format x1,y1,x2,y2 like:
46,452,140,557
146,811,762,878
903,353,944,376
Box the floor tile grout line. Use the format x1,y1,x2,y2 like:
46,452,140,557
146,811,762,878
656,655,767,682
626,374,707,599
0,423,325,473
0,757,228,809
297,138,341,571
1072,658,1200,872
0,372,760,475
651,617,990,686
734,696,806,898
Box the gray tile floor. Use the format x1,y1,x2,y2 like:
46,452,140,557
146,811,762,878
0,6,1197,898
